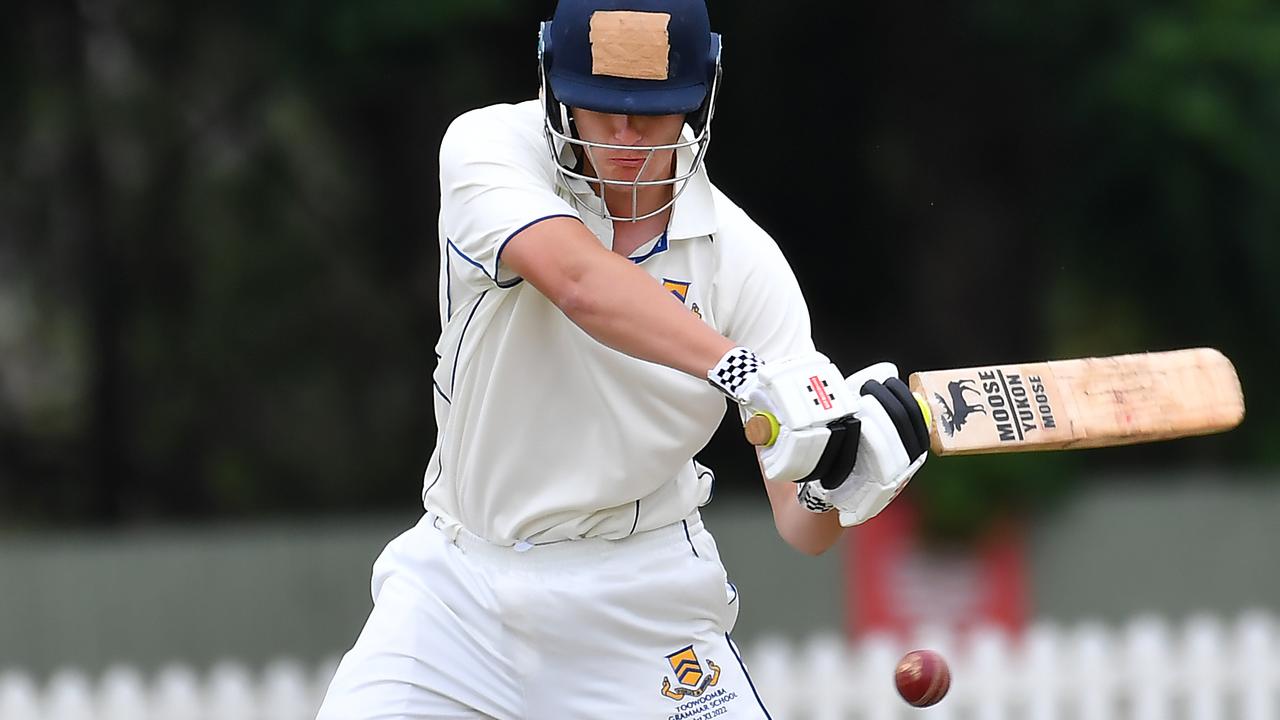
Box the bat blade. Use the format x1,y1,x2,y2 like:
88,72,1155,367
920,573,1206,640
909,347,1244,456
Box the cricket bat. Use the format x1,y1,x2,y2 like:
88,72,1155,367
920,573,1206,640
744,348,1244,455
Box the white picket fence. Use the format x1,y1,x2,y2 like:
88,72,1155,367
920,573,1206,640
0,659,338,720
1,611,1276,719
752,611,1279,719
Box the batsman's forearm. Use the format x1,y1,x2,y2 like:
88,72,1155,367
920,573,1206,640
556,255,735,379
501,216,735,378
761,459,846,556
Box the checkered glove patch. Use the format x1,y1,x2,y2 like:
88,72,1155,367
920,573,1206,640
797,482,836,514
707,346,761,403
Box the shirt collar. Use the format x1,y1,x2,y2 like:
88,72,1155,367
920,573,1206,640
666,126,717,241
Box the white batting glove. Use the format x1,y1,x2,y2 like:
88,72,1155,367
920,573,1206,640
709,347,858,483
795,362,930,526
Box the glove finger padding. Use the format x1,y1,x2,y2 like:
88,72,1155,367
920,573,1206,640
825,393,922,525
795,362,930,526
850,391,914,477
882,376,930,456
841,361,929,461
859,378,928,461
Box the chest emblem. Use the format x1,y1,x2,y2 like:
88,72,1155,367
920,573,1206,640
662,278,691,303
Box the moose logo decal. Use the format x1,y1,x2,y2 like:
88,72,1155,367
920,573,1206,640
934,379,986,437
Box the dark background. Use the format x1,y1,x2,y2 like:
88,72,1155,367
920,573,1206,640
2,0,1276,540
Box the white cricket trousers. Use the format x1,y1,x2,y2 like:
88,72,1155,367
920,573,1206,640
316,511,773,719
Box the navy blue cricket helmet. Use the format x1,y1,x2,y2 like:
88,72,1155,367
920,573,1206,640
536,0,724,222
539,0,722,133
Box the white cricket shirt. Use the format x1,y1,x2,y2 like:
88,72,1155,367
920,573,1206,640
427,100,816,545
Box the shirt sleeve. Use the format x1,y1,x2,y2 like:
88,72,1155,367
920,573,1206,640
439,106,580,288
712,190,817,363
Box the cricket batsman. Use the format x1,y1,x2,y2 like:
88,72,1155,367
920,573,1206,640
317,0,930,717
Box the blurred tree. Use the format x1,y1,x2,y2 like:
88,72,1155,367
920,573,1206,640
0,0,1274,537
898,0,1280,538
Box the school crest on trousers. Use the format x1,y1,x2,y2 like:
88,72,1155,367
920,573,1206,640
660,645,721,700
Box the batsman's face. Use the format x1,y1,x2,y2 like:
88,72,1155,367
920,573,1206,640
570,108,686,185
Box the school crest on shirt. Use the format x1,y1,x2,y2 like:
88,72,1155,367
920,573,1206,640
660,645,721,700
663,278,691,302
662,278,702,319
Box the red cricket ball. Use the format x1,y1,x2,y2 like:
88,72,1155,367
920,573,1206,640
894,649,951,707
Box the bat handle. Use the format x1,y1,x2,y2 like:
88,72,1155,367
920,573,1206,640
743,412,779,447
913,391,932,433
742,393,932,448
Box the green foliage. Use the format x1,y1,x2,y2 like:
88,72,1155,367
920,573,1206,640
0,0,1275,530
891,0,1280,538
908,453,1076,543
